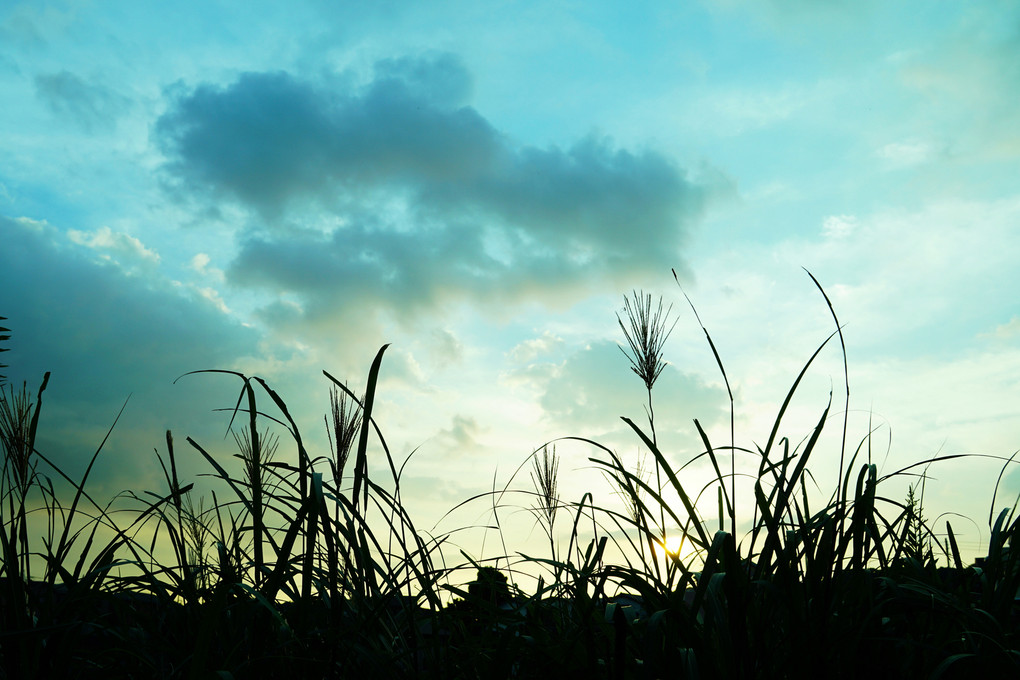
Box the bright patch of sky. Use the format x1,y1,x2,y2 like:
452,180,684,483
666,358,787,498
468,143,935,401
1,0,1018,565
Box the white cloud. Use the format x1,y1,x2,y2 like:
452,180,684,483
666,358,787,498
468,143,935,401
196,286,230,314
379,348,427,389
189,252,225,281
821,214,856,239
508,331,565,364
983,317,1020,341
67,225,160,272
697,85,806,135
875,140,936,169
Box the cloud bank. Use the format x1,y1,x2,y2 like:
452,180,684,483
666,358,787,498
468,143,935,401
156,54,707,326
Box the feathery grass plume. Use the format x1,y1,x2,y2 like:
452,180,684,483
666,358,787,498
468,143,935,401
181,491,213,594
530,444,560,561
324,382,362,596
1,374,48,586
326,383,361,490
0,381,35,589
617,291,677,392
902,481,934,565
0,382,35,497
232,426,281,496
232,425,280,587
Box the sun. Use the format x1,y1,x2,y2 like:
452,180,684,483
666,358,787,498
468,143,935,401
653,534,699,564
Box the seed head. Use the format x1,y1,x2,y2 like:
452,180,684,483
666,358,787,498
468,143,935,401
617,291,677,391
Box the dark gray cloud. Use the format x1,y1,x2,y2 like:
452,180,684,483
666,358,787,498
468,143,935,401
156,55,499,217
0,216,259,493
34,71,130,132
1,218,252,393
156,53,706,323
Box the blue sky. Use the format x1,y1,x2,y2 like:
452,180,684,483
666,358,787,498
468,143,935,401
2,0,1018,565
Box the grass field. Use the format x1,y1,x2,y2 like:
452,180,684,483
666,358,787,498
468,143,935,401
1,282,1018,679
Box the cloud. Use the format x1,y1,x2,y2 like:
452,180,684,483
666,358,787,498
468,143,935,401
508,332,564,364
893,7,1020,160
155,53,707,325
372,52,474,107
515,339,729,446
821,214,856,240
378,347,427,388
983,316,1020,341
34,71,130,132
691,85,808,137
2,215,249,384
398,474,484,506
0,215,258,492
426,328,463,368
67,225,160,272
874,140,939,170
433,414,484,454
156,55,499,217
189,252,225,282
0,4,75,49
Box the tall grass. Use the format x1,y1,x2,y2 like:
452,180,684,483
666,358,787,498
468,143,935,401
1,276,1018,679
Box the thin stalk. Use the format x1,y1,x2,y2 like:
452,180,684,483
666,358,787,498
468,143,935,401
618,290,677,574
674,269,737,538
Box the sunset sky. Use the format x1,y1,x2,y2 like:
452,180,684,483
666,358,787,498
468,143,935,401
2,0,1018,565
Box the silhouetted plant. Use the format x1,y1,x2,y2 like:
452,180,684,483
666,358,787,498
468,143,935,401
531,444,560,562
902,481,935,566
617,291,676,394
0,316,10,388
617,290,677,576
325,382,361,491
3,275,1019,680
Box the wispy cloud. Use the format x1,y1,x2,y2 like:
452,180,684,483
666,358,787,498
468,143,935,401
508,339,728,447
67,225,160,272
34,71,130,132
433,414,485,455
893,6,1020,160
508,332,565,364
875,140,939,170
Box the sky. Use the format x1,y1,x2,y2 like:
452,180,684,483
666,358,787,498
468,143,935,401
1,0,1019,569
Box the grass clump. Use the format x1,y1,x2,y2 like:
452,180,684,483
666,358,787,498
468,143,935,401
1,274,1018,679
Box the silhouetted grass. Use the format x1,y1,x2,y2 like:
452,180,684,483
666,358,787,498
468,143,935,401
1,275,1018,679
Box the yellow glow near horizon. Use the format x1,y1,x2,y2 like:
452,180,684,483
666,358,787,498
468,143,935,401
653,534,700,565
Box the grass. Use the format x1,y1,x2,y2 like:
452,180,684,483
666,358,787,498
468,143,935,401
1,274,1019,679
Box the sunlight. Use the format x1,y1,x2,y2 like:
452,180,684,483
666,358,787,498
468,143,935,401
653,534,700,565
